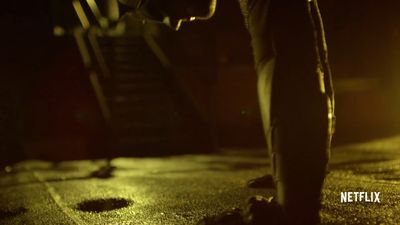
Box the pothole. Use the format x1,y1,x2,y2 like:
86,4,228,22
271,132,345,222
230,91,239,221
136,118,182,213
76,198,132,213
0,207,27,219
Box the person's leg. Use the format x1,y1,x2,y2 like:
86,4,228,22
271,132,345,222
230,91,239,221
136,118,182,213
240,0,335,224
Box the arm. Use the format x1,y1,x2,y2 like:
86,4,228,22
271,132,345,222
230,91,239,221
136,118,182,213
118,0,217,29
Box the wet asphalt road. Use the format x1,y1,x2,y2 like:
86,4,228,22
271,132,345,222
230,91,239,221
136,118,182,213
0,136,400,225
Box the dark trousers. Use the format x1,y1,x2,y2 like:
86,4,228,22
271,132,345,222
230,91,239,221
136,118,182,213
239,0,335,221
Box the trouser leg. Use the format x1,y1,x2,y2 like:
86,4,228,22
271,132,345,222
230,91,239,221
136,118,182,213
240,0,335,223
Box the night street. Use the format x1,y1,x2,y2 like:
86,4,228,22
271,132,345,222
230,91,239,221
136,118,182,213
1,136,399,225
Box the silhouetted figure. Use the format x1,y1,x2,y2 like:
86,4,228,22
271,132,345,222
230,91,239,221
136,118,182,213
118,0,335,224
237,1,335,224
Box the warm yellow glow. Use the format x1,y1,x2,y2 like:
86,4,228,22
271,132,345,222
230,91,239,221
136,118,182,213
186,0,217,21
207,0,217,19
87,0,109,28
163,17,182,31
73,28,91,67
87,0,102,20
53,26,66,36
72,0,90,29
317,67,326,94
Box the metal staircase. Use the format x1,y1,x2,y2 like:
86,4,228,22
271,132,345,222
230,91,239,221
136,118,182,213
99,36,180,153
51,0,216,156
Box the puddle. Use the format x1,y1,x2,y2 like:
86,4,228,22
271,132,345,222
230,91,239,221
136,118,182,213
374,174,400,181
76,198,132,213
0,207,27,219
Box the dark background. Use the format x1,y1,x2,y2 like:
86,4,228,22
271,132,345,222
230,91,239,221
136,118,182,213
1,0,400,162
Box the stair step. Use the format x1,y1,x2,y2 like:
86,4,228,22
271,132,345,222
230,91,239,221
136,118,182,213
109,62,161,72
111,114,172,126
110,66,165,78
110,104,171,113
112,121,168,129
98,38,147,48
105,44,151,52
112,126,168,138
105,82,168,94
98,36,147,44
108,93,171,105
116,136,169,147
108,71,162,81
107,50,156,60
110,112,173,124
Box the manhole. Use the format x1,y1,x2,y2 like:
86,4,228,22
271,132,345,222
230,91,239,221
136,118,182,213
76,198,132,213
0,207,27,219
